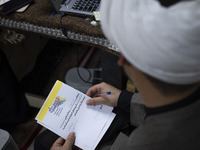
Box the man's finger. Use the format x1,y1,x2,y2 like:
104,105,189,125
86,97,105,105
63,132,75,149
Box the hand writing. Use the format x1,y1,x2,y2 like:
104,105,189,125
86,82,121,107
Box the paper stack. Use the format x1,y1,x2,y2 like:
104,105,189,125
35,80,115,150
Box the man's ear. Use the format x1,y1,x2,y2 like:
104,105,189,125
118,53,131,66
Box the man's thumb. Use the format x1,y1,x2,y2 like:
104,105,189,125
63,132,75,149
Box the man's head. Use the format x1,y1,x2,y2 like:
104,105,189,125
118,53,199,98
100,0,200,86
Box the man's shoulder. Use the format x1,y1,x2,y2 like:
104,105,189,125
124,103,200,150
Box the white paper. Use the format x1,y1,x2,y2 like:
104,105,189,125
35,80,115,150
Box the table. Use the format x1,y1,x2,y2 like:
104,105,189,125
0,0,119,54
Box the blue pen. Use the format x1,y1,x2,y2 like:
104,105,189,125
94,91,111,97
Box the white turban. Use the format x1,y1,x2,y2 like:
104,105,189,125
100,0,200,85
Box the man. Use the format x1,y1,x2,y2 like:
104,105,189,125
50,0,200,149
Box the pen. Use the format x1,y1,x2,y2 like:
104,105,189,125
94,91,111,97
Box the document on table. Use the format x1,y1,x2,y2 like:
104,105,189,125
35,80,116,150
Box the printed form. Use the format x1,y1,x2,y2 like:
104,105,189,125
35,80,116,150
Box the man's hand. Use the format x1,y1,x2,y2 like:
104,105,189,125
86,82,121,107
50,132,75,150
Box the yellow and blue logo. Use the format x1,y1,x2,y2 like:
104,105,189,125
49,96,66,113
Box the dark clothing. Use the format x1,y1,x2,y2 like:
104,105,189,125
110,89,200,150
117,90,132,113
0,49,30,132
